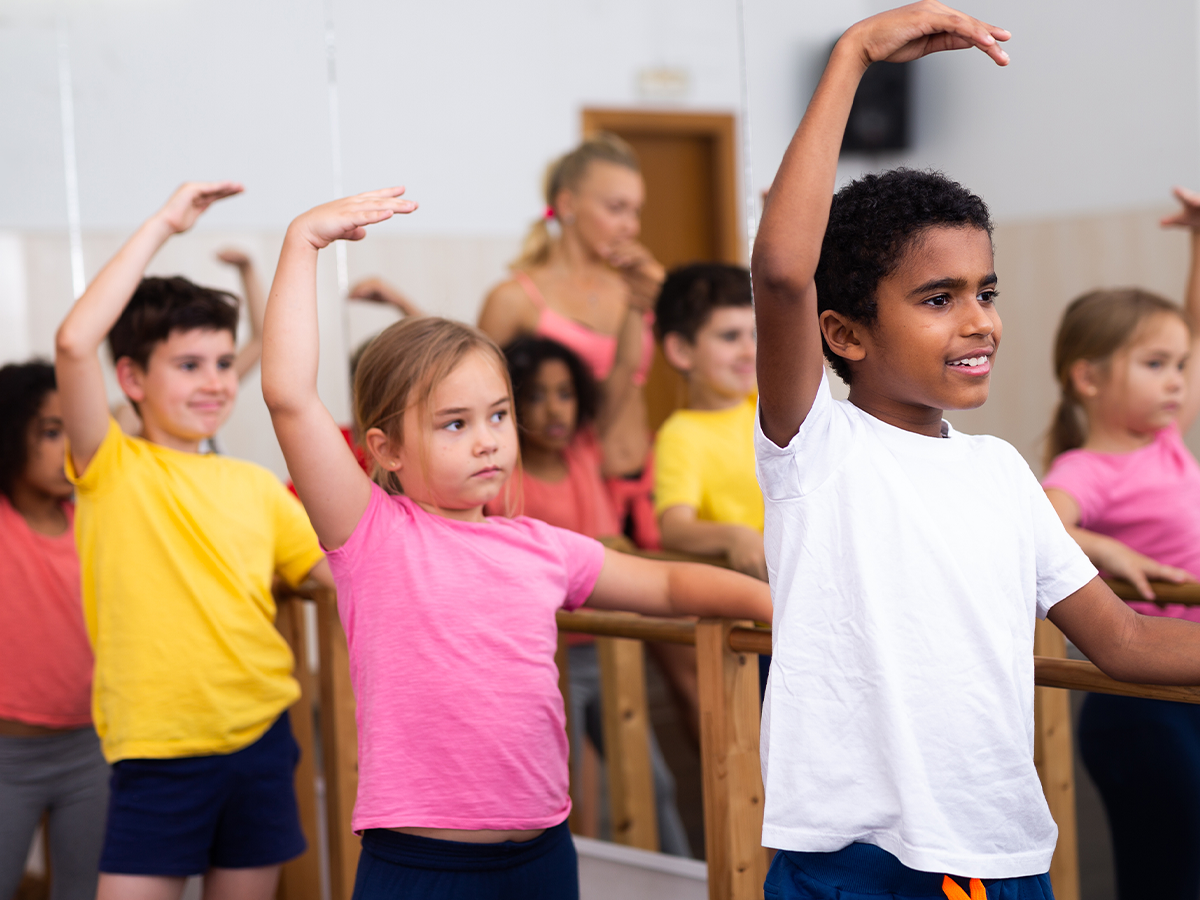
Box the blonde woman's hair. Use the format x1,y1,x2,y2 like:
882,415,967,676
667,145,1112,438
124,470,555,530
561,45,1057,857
512,132,641,271
353,316,514,498
1046,288,1186,469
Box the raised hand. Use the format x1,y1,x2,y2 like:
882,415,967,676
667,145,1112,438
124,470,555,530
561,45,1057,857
156,181,244,234
847,0,1009,69
348,277,422,316
607,240,665,312
1161,187,1200,231
289,188,418,251
215,247,252,268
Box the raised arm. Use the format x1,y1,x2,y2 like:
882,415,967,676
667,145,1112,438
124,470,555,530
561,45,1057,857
55,181,243,473
586,549,772,622
1045,487,1194,600
753,1,1008,447
262,188,417,550
1161,186,1200,431
348,276,424,318
215,247,269,379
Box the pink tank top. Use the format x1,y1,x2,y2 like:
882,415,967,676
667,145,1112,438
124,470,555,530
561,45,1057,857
514,271,655,384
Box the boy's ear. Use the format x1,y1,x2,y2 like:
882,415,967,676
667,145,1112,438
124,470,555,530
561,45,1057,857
1068,359,1101,399
114,357,147,404
662,332,695,373
364,428,402,472
819,311,867,365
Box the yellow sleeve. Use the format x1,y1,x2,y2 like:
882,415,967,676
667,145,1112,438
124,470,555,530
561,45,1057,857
65,418,129,495
654,414,703,516
268,477,325,587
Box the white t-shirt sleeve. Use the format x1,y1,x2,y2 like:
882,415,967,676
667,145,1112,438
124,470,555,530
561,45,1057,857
755,369,850,501
1023,458,1098,618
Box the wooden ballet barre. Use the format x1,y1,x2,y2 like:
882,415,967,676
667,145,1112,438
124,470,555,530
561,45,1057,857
1104,578,1200,605
1035,656,1200,703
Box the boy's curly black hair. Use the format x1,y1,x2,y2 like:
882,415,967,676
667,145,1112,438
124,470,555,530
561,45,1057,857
0,361,57,501
108,276,239,369
816,168,993,384
504,337,598,434
654,262,753,344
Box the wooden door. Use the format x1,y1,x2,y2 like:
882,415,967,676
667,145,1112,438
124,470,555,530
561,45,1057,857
582,109,742,431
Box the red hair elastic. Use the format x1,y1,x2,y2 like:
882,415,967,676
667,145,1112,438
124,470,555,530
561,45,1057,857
544,206,555,219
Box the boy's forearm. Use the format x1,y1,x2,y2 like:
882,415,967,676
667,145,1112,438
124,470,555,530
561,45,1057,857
1108,614,1200,685
56,215,174,359
261,228,323,417
660,512,745,558
665,561,772,623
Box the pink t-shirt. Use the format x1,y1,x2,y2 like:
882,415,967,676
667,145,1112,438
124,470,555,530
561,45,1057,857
0,498,93,728
326,484,606,832
485,429,620,539
1043,423,1200,621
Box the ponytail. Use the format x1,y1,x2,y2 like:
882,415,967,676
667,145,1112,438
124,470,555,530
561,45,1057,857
1045,288,1185,469
511,133,640,272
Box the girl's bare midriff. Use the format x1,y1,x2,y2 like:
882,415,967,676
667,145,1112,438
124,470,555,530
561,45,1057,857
390,827,545,844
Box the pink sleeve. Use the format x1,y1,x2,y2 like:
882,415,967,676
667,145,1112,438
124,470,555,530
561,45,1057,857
326,482,391,567
547,525,606,611
1042,451,1107,528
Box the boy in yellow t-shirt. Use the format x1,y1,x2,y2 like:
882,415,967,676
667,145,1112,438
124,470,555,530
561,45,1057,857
55,182,331,900
653,263,765,580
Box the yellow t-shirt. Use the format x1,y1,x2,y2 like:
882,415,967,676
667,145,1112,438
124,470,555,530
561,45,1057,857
67,420,324,763
654,396,764,532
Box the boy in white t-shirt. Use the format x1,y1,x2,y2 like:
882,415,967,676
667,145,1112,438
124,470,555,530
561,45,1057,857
752,3,1200,898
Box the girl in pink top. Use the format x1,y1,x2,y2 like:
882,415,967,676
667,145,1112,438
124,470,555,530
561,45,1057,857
0,361,109,900
261,188,771,900
1041,187,1200,900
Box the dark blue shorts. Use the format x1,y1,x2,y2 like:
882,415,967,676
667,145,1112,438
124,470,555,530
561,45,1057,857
99,714,306,876
765,842,1054,900
351,820,578,900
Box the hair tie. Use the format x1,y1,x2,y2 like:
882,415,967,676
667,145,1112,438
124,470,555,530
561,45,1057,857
544,206,555,220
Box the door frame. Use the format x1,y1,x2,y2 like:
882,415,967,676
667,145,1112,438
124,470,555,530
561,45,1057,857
580,108,743,264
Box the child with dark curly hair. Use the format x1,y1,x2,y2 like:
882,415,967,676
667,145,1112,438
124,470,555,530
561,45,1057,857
0,361,108,900
753,3,1200,897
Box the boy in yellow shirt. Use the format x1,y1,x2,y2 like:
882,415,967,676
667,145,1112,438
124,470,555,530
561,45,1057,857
55,182,331,900
654,263,764,579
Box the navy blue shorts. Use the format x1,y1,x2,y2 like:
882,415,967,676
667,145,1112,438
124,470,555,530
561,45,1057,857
765,842,1054,900
99,714,306,876
351,820,578,900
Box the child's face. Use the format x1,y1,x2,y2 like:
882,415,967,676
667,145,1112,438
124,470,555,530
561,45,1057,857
677,306,757,408
393,350,517,520
1099,312,1189,435
843,226,1000,421
19,391,73,502
119,328,238,448
561,161,644,259
519,359,578,455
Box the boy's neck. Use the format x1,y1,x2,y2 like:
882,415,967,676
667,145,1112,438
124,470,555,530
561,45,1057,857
847,386,946,438
9,483,69,537
687,381,748,412
139,418,205,454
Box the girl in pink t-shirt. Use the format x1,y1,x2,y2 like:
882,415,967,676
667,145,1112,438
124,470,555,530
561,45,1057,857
0,361,109,900
1041,187,1200,900
261,189,771,900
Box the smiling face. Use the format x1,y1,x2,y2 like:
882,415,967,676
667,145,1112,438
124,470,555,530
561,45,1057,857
667,306,757,410
518,359,578,456
824,225,1000,433
117,327,238,450
1092,312,1190,436
18,391,73,502
559,160,644,260
385,350,518,521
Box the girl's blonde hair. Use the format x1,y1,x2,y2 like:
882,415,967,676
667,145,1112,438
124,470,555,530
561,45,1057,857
354,316,514,497
1046,288,1186,469
511,132,640,271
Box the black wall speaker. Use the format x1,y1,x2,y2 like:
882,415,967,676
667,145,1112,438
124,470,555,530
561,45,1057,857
841,60,910,154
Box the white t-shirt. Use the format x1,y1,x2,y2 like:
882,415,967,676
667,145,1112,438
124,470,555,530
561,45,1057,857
755,372,1096,878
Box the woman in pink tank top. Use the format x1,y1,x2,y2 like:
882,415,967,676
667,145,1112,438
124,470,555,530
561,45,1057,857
478,135,663,547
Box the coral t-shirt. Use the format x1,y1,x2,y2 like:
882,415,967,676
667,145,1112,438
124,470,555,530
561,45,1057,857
0,498,93,728
1043,423,1200,621
326,484,606,832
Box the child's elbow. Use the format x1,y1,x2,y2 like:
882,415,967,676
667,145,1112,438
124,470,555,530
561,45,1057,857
751,246,808,299
54,322,91,362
